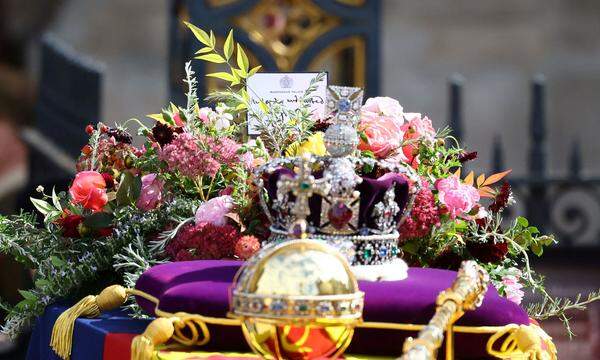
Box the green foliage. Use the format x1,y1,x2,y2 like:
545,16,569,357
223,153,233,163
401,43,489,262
116,172,142,206
0,197,198,338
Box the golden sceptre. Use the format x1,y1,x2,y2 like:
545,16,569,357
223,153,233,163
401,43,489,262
399,260,490,360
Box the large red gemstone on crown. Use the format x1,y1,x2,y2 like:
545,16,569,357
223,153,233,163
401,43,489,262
327,201,353,230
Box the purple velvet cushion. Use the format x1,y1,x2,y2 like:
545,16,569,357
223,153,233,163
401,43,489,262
135,260,530,358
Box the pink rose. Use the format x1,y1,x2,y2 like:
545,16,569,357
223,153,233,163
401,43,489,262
401,113,436,165
195,195,234,226
358,97,406,159
69,171,108,212
436,175,480,218
502,271,524,305
361,97,404,117
136,174,164,211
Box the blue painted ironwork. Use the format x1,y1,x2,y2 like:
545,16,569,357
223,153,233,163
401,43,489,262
448,73,464,144
449,74,600,248
168,0,381,104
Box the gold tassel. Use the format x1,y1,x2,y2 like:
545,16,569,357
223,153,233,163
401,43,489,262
50,285,129,359
131,318,175,360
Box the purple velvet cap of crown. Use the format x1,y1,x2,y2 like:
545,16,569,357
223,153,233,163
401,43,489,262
135,260,530,358
265,168,410,229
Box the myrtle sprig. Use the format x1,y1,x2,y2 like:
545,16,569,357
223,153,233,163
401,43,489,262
186,23,261,92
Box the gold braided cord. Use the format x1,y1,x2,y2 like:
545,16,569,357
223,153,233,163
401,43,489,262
48,284,556,360
126,288,160,305
486,324,557,360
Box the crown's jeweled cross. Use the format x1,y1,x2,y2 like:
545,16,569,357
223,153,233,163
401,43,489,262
277,154,331,238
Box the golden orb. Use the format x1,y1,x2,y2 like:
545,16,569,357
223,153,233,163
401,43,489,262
230,240,364,359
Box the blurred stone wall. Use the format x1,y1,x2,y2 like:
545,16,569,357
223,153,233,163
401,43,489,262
46,0,168,131
45,0,600,176
382,0,600,177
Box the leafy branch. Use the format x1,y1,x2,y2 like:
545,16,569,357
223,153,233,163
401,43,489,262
528,289,600,324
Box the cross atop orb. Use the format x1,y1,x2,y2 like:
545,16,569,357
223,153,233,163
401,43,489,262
276,153,331,238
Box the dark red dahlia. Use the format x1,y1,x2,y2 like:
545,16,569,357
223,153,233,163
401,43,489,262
105,127,133,144
458,151,478,163
312,116,334,132
489,182,511,213
151,123,175,146
430,248,463,270
56,213,85,238
467,239,509,264
101,173,115,189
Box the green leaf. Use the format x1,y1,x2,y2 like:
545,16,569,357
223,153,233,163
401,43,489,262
209,30,216,48
51,187,62,211
50,256,66,267
196,53,226,64
184,22,211,47
361,150,375,158
236,44,249,72
248,65,262,77
83,212,113,229
358,130,369,144
402,240,420,255
206,72,236,82
161,111,176,126
35,279,50,288
259,101,269,114
531,242,543,256
195,47,213,54
516,216,529,228
528,226,540,235
232,68,247,79
116,172,142,206
44,210,62,224
19,290,37,301
224,30,234,60
30,197,55,216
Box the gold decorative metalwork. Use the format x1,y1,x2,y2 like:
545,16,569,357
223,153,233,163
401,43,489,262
206,0,240,7
276,153,331,238
233,0,340,70
335,0,366,6
231,239,364,359
399,261,490,360
308,36,366,89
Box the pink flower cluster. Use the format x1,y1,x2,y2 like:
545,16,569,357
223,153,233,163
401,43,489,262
502,270,525,305
436,175,480,218
203,136,241,165
159,133,220,178
165,222,260,261
400,181,440,239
